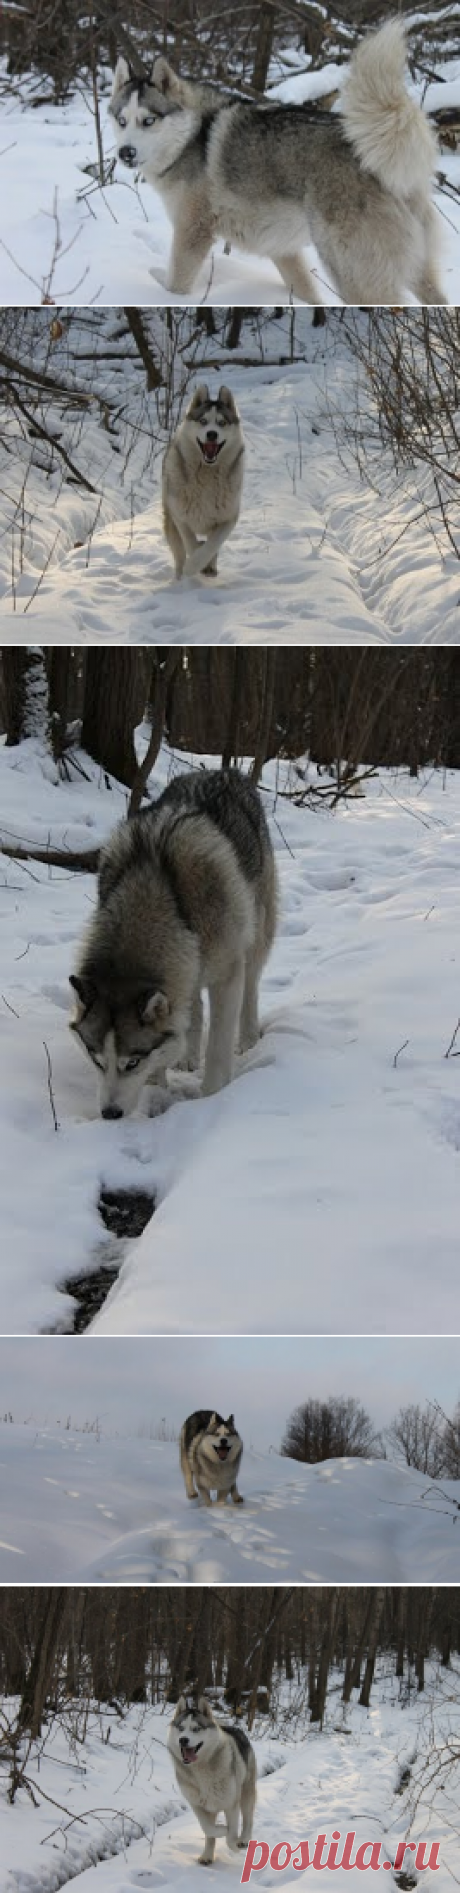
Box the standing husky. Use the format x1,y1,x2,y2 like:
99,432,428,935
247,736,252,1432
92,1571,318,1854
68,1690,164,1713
70,768,277,1118
180,1410,244,1506
168,1696,256,1864
109,21,445,305
163,385,244,579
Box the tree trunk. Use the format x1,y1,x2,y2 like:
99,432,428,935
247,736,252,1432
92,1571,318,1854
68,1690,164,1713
82,650,147,786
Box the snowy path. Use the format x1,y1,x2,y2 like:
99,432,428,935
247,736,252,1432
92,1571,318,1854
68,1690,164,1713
0,1683,457,1893
0,1421,459,1583
2,744,460,1336
0,350,459,645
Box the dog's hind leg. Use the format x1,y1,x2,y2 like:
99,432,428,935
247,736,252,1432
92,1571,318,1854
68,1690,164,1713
239,945,261,1053
239,1765,257,1847
271,250,323,303
203,958,245,1093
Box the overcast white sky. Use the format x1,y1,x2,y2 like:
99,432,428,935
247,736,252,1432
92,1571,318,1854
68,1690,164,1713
0,1338,458,1451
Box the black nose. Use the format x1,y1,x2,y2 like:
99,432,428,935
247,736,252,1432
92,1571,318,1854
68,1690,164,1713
102,1105,123,1120
206,430,218,440
119,145,137,165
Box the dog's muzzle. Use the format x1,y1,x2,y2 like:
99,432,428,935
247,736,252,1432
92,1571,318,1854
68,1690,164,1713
214,1442,230,1458
180,1739,202,1763
119,144,138,167
198,434,224,464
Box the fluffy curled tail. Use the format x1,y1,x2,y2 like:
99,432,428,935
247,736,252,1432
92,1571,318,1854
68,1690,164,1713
340,19,438,199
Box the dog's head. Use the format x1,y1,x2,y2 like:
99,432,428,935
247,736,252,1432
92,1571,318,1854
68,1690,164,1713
169,1696,216,1765
109,55,193,174
184,385,241,465
203,1412,241,1462
69,968,184,1118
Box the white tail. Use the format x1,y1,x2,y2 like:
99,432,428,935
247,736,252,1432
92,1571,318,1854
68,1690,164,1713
340,20,438,199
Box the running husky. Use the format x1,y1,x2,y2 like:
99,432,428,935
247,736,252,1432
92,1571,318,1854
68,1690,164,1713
109,21,445,305
162,384,244,579
168,1696,256,1864
70,768,277,1118
180,1410,244,1506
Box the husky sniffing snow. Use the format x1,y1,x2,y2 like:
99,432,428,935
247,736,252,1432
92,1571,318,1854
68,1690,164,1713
70,767,277,1117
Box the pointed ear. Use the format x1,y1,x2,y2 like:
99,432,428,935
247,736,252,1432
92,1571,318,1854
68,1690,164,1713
226,1414,235,1429
111,55,130,97
175,1695,186,1714
198,1697,213,1719
218,385,233,405
152,54,178,96
137,989,170,1027
209,1412,218,1428
69,973,94,1014
190,383,209,408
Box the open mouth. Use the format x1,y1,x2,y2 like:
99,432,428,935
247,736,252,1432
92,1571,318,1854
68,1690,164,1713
197,439,224,463
180,1741,203,1763
214,1443,230,1459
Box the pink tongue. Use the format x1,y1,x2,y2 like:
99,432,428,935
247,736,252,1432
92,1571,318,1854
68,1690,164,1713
204,442,218,459
183,1745,198,1762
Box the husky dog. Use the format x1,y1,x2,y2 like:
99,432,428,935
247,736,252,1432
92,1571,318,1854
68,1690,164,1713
168,1696,256,1864
162,384,244,580
109,22,445,305
180,1410,243,1505
70,768,277,1118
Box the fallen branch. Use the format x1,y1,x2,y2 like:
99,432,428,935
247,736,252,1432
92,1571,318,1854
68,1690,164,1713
0,838,99,873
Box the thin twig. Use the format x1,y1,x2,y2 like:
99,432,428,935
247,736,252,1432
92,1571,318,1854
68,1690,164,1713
43,1040,59,1132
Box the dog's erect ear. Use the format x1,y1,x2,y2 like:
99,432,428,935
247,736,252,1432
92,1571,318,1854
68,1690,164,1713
188,383,209,413
137,989,170,1028
197,1697,213,1720
208,1412,218,1429
226,1414,235,1430
151,54,179,97
69,973,95,1015
111,56,130,98
218,385,237,416
175,1695,186,1715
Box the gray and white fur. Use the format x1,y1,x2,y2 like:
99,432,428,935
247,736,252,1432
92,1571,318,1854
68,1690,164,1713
162,384,244,579
70,768,277,1118
180,1409,243,1505
168,1696,256,1864
109,22,445,305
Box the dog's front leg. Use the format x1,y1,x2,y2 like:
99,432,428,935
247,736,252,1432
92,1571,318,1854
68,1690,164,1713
166,202,214,295
184,521,236,579
203,959,245,1094
230,1483,244,1505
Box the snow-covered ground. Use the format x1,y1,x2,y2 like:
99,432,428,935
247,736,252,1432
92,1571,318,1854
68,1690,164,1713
0,49,458,307
0,312,458,645
0,1417,459,1582
0,1672,458,1893
2,738,460,1337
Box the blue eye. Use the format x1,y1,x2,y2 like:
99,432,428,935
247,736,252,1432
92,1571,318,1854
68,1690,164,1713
118,113,127,127
142,113,156,126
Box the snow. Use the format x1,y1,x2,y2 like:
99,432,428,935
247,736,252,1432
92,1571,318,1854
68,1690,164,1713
0,1673,458,1893
0,49,458,308
0,1417,459,1582
0,313,459,646
2,738,460,1337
